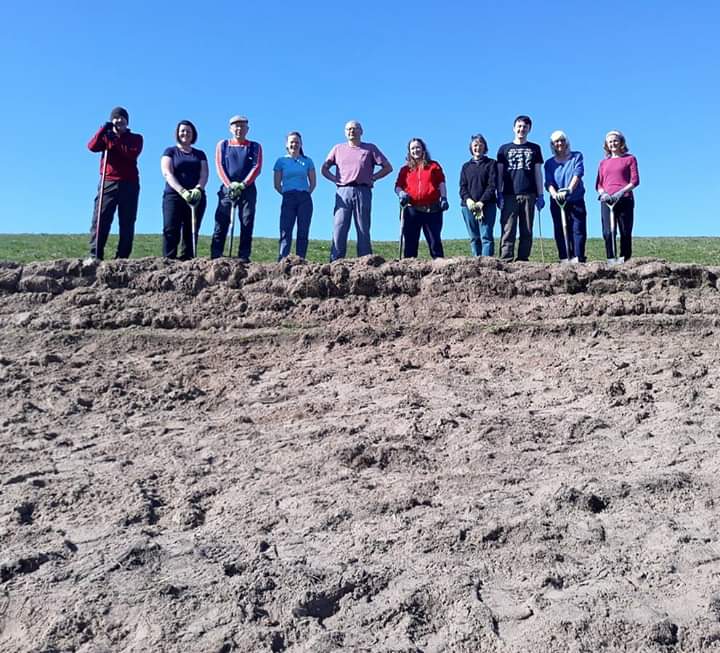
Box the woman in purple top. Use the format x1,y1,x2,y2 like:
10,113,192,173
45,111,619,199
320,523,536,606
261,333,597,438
160,120,208,259
596,130,640,261
544,130,587,262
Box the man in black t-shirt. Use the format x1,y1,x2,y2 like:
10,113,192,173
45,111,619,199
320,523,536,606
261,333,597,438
496,115,545,261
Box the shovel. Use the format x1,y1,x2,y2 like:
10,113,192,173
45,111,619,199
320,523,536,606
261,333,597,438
606,199,624,265
537,203,545,264
190,203,198,259
226,199,236,257
398,204,405,259
556,188,578,264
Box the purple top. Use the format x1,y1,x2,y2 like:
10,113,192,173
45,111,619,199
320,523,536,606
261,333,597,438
596,154,639,197
324,142,389,186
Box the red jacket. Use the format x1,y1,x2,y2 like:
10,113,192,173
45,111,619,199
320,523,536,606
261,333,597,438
395,161,445,205
88,125,143,182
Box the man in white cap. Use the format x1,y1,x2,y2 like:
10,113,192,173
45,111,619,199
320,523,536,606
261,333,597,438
210,115,263,261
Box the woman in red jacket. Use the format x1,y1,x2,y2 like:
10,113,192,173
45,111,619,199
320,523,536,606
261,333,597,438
394,138,448,258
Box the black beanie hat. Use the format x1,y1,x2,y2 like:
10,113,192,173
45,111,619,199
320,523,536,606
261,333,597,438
110,106,129,122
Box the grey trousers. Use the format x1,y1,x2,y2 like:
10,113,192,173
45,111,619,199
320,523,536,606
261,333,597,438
500,194,536,261
331,185,372,260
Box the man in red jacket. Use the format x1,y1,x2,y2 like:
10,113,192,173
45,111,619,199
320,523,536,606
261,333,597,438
87,107,143,260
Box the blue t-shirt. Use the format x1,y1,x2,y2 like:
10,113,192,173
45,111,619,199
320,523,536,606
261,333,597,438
162,146,207,194
544,151,585,201
273,155,315,193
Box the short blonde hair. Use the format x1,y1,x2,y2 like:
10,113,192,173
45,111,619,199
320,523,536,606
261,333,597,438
550,130,570,150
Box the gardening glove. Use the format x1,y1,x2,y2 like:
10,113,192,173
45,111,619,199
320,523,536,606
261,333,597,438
599,192,612,203
439,197,449,212
611,191,625,202
497,194,504,210
556,190,567,202
465,198,476,212
535,196,545,211
189,188,203,205
397,191,410,207
180,189,193,203
229,181,245,199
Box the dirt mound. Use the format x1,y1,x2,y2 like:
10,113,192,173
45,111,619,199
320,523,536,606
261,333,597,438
2,255,720,651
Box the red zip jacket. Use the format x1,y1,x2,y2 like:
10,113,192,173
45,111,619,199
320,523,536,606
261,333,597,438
395,161,445,205
88,125,143,182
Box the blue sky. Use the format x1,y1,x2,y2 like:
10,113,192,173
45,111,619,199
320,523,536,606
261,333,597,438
2,1,718,244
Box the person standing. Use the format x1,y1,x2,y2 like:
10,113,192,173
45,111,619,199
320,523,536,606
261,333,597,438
459,134,498,257
210,115,262,261
321,120,392,260
273,132,316,260
87,107,143,260
394,138,448,258
160,120,208,259
596,130,640,261
496,115,545,261
544,130,587,262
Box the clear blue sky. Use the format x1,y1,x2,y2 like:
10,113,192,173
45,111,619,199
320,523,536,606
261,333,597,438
2,1,718,244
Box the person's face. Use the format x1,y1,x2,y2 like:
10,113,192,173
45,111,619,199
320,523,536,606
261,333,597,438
513,120,530,140
345,122,362,142
470,139,486,159
112,115,128,133
230,121,249,140
552,136,567,155
607,135,622,154
287,134,302,155
178,124,194,145
409,140,425,161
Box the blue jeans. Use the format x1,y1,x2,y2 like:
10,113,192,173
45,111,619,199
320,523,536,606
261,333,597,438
550,198,586,261
278,190,313,259
331,185,372,260
162,190,207,259
401,206,444,258
461,203,496,256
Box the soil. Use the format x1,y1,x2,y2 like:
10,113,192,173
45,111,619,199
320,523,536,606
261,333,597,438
2,254,720,652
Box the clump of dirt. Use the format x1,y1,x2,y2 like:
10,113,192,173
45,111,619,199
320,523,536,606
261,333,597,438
1,255,720,651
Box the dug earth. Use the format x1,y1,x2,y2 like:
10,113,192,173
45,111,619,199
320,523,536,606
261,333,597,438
1,255,720,652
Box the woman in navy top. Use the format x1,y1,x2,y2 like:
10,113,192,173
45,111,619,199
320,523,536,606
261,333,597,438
544,130,587,262
160,120,208,259
273,131,316,260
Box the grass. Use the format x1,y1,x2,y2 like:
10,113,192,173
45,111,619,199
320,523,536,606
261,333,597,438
1,234,718,265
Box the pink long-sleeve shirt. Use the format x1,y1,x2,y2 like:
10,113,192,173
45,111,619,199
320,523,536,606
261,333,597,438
596,154,639,197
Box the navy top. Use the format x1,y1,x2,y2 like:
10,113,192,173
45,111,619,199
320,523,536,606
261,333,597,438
162,146,207,194
496,141,544,195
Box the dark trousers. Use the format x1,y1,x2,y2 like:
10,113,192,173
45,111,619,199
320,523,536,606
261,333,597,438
210,185,257,259
601,197,634,260
278,190,313,260
401,206,444,258
550,198,587,261
162,191,207,259
500,194,535,261
88,180,139,259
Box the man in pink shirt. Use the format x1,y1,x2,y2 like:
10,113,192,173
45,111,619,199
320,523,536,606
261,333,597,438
321,121,392,260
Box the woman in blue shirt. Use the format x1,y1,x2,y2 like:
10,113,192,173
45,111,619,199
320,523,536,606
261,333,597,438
273,132,316,260
544,130,586,262
160,120,208,259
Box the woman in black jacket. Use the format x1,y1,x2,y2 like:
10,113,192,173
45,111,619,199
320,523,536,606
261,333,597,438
459,134,498,256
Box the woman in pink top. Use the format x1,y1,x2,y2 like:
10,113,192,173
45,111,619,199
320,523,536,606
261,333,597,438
596,130,640,261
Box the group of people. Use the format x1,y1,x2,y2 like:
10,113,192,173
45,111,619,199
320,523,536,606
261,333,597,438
88,108,640,264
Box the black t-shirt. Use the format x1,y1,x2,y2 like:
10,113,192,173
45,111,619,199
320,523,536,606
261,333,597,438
496,141,543,195
162,146,207,194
